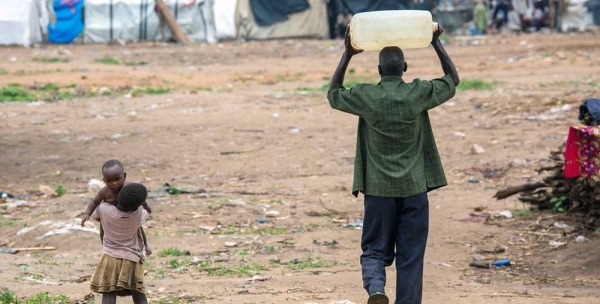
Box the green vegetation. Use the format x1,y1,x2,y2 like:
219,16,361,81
287,254,328,270
197,260,266,277
0,214,14,227
0,84,36,102
514,209,534,218
33,57,69,63
55,184,67,197
457,78,496,91
0,288,72,304
159,247,187,257
551,196,568,213
0,68,8,75
95,56,120,65
133,87,170,95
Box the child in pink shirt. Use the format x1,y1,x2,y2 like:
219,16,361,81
90,183,150,303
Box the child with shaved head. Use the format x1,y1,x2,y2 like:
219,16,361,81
81,159,152,256
90,183,150,303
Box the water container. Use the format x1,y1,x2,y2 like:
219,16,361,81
349,10,439,51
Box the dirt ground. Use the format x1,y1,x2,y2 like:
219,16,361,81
1,32,600,304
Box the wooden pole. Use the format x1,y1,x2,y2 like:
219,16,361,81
155,0,192,44
11,246,56,251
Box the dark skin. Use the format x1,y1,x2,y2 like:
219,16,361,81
329,24,460,89
101,291,147,304
80,165,153,256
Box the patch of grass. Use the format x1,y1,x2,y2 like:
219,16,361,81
0,68,8,75
457,78,496,91
95,56,120,65
133,87,170,95
349,68,356,74
514,209,534,217
124,61,149,66
0,287,18,303
217,225,254,235
261,245,276,254
55,184,67,197
159,247,187,257
198,260,266,277
0,84,37,102
33,57,69,63
0,219,14,226
169,259,183,269
288,254,328,270
261,227,288,235
196,87,213,92
235,249,248,256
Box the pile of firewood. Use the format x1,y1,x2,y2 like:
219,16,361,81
494,142,600,228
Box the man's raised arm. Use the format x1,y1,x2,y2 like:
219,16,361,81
431,25,459,86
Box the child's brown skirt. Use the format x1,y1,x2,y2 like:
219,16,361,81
90,254,145,296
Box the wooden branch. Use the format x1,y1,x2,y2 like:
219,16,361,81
156,0,192,44
12,246,56,251
220,146,264,155
494,182,547,200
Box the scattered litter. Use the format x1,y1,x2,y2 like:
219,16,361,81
549,240,566,247
471,144,485,155
474,206,485,212
265,210,280,218
474,276,491,284
453,131,466,139
87,179,105,192
332,218,347,224
289,127,303,134
472,254,484,261
198,225,217,232
272,112,279,118
1,199,29,208
499,210,513,219
245,275,273,282
39,220,100,239
477,246,505,254
23,277,59,286
8,57,17,62
342,219,363,229
0,247,18,254
430,262,452,268
575,235,587,243
553,222,575,232
256,217,271,223
468,178,480,183
469,261,490,269
60,275,91,283
491,259,511,267
224,242,238,247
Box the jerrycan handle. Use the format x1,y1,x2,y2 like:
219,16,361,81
432,22,439,32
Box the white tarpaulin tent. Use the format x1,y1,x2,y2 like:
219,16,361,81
213,0,238,40
0,0,52,47
236,0,329,40
560,0,594,32
84,0,216,43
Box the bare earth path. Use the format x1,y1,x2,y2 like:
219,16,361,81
1,33,600,303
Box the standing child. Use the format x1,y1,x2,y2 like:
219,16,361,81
80,159,152,255
90,183,150,303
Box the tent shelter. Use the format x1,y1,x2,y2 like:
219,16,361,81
84,0,216,43
213,0,238,40
236,0,329,40
0,0,51,47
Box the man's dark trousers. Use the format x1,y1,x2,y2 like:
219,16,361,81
360,193,429,304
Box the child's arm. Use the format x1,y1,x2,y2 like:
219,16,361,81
80,191,104,227
139,227,152,256
142,200,152,214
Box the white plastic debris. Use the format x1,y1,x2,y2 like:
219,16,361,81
471,144,485,154
265,210,280,218
499,210,513,219
88,179,105,192
549,240,566,247
575,235,587,243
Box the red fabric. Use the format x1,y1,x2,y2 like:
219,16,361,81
564,126,600,180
